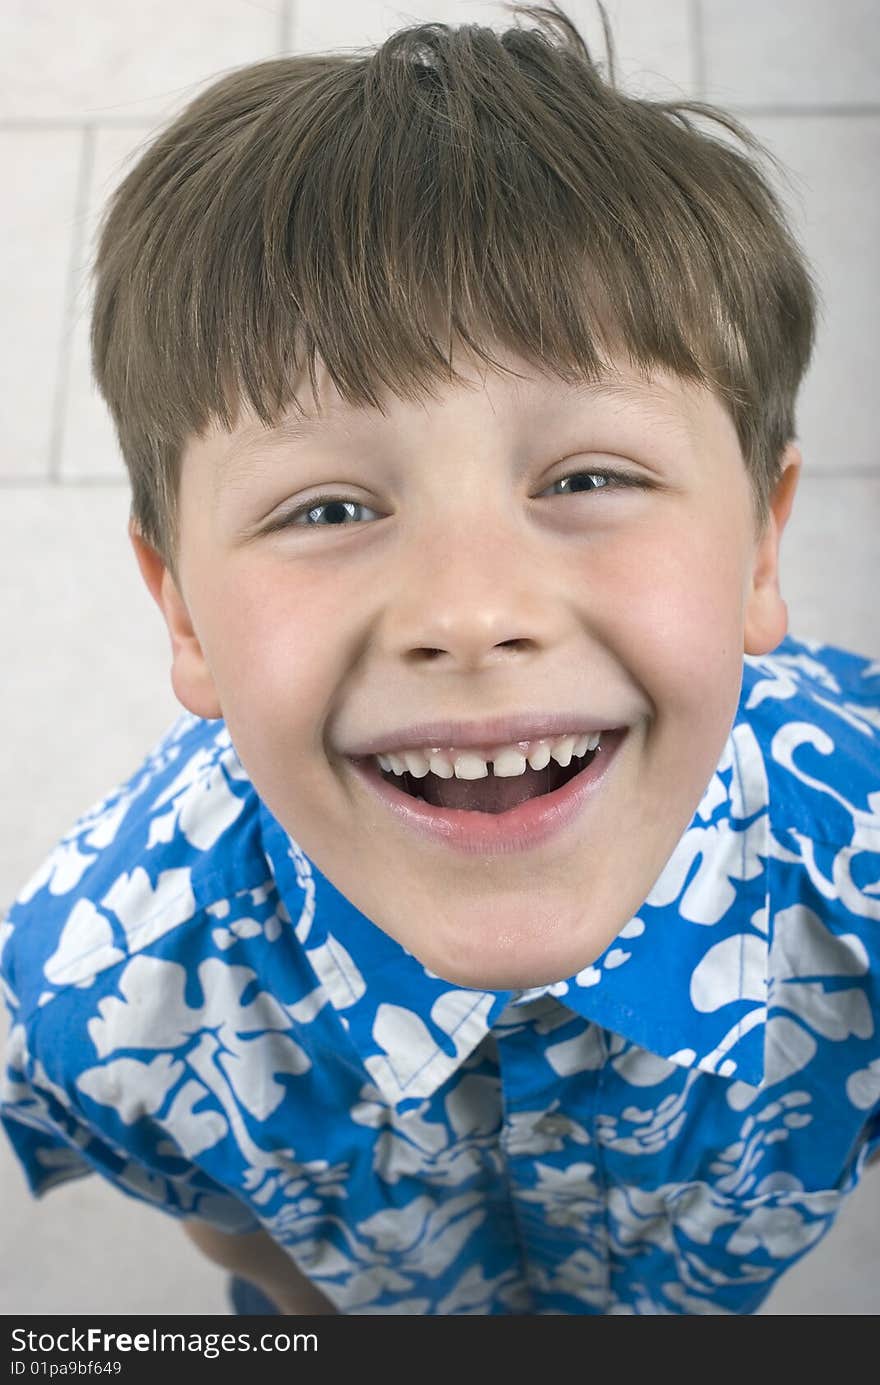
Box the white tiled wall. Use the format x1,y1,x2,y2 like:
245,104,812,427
1,0,878,1316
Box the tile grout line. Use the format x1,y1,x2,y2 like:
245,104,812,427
47,124,97,484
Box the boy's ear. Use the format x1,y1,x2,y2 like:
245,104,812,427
743,442,802,657
128,520,223,720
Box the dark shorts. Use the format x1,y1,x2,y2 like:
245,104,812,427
229,1276,280,1315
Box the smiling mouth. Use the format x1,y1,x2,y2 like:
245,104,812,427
376,745,598,815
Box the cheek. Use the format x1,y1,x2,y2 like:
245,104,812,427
596,519,748,718
197,565,345,751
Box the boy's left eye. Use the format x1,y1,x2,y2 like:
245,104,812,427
265,469,642,532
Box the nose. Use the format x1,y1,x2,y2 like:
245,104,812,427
379,517,569,673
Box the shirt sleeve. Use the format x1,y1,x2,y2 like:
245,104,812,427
0,710,270,1237
1,1010,262,1237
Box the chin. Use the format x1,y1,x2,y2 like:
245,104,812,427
416,939,600,993
389,896,616,992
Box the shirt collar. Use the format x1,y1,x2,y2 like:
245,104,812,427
260,669,773,1111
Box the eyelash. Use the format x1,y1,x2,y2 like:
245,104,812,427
264,468,646,533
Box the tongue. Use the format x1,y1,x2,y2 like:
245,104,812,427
418,762,563,814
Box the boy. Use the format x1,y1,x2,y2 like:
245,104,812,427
2,4,879,1317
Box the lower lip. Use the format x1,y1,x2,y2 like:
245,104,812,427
348,729,627,855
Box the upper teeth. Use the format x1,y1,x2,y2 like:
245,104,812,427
375,732,602,780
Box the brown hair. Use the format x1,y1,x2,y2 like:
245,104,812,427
90,2,817,583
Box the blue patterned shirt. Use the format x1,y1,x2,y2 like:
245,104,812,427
2,633,880,1315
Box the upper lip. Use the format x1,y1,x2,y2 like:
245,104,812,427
343,714,621,757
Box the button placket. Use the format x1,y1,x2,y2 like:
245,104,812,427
495,996,610,1313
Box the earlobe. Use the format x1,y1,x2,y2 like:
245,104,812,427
128,520,223,720
743,444,802,657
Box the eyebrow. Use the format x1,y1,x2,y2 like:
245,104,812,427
218,413,327,481
213,412,353,509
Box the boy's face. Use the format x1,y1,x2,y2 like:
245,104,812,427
134,345,800,989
